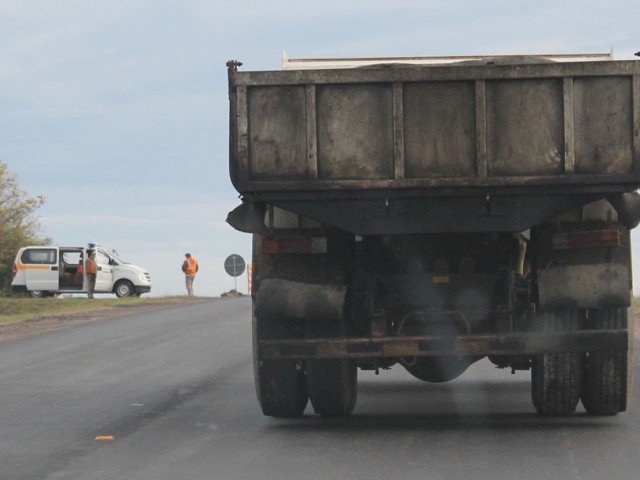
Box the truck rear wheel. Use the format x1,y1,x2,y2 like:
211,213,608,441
306,320,357,417
253,311,308,418
581,307,628,415
531,308,583,415
307,359,357,417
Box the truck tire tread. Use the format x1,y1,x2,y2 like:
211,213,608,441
531,308,582,415
581,307,628,416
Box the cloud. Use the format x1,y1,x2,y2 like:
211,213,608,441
44,214,162,227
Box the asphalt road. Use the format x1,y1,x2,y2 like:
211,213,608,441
1,297,639,480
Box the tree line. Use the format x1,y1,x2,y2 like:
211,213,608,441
0,161,49,294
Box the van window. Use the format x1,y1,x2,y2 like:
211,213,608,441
62,252,82,266
96,250,111,265
21,248,57,265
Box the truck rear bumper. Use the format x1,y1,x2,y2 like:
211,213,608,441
257,330,627,360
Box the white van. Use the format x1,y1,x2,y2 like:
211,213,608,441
11,245,152,298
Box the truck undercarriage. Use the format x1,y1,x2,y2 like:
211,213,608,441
245,205,634,417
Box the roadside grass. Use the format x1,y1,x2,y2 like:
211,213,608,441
0,296,194,326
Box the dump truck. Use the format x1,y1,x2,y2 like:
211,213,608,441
226,53,640,418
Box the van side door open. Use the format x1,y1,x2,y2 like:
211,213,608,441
59,248,85,292
21,247,60,292
94,248,115,293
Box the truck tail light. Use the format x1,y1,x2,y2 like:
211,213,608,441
552,228,622,250
12,263,18,278
262,236,328,254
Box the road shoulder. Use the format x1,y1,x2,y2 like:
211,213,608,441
0,297,220,343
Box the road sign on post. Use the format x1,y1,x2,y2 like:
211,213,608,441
224,254,246,292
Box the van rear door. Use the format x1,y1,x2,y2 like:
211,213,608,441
21,247,60,292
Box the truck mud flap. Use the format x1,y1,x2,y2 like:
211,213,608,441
254,278,346,323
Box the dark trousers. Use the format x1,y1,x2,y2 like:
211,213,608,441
87,273,96,298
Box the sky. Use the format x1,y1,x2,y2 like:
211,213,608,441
1,1,639,297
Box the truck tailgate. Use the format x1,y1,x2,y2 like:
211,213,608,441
228,60,640,196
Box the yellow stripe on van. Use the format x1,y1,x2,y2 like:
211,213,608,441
15,264,52,270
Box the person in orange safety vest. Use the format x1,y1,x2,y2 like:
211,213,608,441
181,253,199,296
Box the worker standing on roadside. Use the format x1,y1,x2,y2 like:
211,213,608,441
85,251,97,299
182,253,199,296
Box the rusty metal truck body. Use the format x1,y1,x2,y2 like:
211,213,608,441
227,55,640,417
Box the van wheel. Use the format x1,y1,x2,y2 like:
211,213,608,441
114,280,135,298
29,290,49,298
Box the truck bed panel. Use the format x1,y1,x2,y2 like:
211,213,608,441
229,60,640,196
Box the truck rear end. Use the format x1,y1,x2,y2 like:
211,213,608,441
226,55,640,417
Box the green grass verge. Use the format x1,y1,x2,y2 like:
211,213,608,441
0,296,192,326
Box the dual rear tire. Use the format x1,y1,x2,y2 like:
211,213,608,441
252,312,357,418
531,307,628,416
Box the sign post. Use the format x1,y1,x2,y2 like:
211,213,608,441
224,254,246,292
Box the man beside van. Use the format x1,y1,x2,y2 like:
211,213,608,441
85,251,97,298
182,253,199,296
